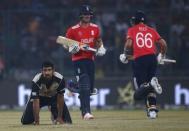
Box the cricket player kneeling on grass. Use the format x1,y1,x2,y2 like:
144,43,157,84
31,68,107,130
21,61,72,125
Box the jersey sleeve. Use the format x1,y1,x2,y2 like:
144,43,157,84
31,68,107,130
96,26,100,39
66,27,74,39
31,73,41,99
126,28,133,40
153,30,162,42
31,82,40,99
57,78,66,94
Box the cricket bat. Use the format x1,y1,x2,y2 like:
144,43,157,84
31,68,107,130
56,36,97,52
126,55,176,63
162,58,176,63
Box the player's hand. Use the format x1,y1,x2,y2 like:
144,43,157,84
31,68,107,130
96,45,106,56
119,54,128,64
69,44,80,54
157,53,165,65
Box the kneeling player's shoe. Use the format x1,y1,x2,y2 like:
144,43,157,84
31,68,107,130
90,88,98,95
150,77,162,94
83,113,94,120
67,80,80,93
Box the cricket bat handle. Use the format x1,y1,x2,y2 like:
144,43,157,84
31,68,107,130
80,45,97,52
86,47,97,52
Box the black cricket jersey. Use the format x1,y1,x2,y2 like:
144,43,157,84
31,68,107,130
31,72,65,99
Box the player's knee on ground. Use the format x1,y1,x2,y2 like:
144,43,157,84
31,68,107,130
21,101,35,125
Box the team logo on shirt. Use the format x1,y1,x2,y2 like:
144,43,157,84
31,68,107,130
91,30,94,36
39,82,59,97
81,38,94,43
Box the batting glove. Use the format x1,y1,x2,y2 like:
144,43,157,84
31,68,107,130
157,53,165,65
119,54,128,64
68,44,80,54
96,45,106,56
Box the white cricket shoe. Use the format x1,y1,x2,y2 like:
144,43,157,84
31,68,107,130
148,111,157,119
150,77,162,94
83,113,94,120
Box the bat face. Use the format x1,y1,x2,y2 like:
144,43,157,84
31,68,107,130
56,36,80,48
56,36,97,52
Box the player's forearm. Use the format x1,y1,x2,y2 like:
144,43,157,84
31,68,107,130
33,99,40,125
57,94,64,118
124,39,133,55
95,38,104,48
158,39,167,55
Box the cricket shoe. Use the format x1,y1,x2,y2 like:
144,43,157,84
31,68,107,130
83,113,94,120
150,77,162,94
148,111,157,119
147,106,158,119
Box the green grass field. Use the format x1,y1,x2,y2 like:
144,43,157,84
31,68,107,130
1,110,189,131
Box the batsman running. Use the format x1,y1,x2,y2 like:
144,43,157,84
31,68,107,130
63,5,106,120
21,61,72,125
119,10,167,119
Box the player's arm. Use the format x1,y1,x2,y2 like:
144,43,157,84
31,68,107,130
56,78,66,124
33,99,40,125
56,93,64,124
31,82,40,125
157,38,167,55
120,28,134,63
94,26,106,56
95,37,106,56
120,38,133,63
156,38,168,65
124,38,134,60
95,37,103,48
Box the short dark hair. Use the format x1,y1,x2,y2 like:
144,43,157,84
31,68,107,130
42,61,54,69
